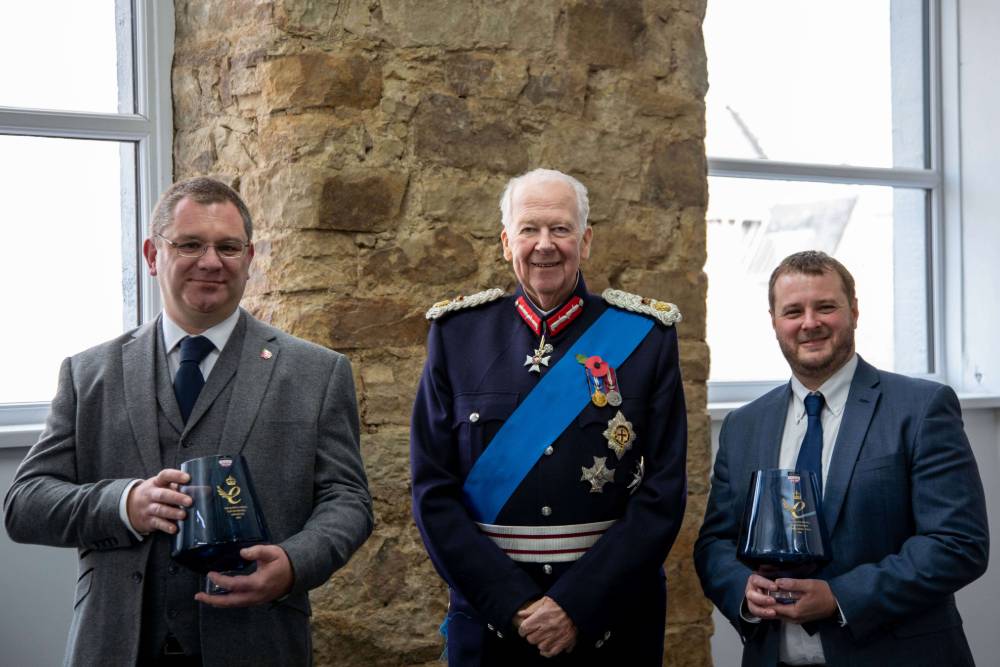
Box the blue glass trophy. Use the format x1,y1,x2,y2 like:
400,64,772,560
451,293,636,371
171,454,271,594
737,468,831,603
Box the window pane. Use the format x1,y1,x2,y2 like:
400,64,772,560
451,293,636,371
0,1,134,113
0,136,137,403
706,177,929,382
704,0,926,168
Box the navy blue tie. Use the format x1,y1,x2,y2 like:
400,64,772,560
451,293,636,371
174,336,215,423
796,392,825,494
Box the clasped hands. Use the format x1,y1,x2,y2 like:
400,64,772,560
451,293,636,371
125,468,293,608
744,569,838,624
514,596,578,658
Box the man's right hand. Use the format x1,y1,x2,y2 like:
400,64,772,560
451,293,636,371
744,573,782,619
126,469,192,535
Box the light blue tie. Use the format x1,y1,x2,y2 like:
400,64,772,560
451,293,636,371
796,392,825,494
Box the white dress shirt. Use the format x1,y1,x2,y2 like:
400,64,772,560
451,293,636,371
117,309,242,538
776,353,858,665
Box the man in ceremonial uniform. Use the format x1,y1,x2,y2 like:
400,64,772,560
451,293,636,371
694,251,988,666
5,177,373,666
410,168,688,665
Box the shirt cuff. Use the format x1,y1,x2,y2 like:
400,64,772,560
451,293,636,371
740,599,763,624
836,599,848,626
119,479,146,541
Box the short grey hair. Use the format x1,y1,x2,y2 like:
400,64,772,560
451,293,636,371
499,168,590,235
150,176,254,241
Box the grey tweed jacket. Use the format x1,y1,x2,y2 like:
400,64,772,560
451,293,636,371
4,309,374,666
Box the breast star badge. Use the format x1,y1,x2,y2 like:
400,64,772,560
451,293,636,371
525,335,554,374
602,410,636,459
580,456,616,493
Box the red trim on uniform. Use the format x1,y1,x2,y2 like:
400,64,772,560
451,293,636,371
546,296,584,335
514,296,542,335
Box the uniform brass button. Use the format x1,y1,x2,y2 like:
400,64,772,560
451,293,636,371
487,623,495,631
544,446,554,456
469,412,480,423
497,631,504,639
604,631,611,640
543,564,553,575
541,506,552,517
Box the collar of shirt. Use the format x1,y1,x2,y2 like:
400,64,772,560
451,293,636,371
161,308,241,379
789,353,858,424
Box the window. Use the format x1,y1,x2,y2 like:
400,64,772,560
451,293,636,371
0,1,172,443
704,0,939,397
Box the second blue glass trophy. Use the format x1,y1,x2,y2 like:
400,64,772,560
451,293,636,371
171,454,271,594
736,468,831,603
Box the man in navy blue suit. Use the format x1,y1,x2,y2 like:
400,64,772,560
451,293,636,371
410,168,688,665
695,251,989,667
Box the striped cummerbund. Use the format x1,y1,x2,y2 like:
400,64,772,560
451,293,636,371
475,519,617,563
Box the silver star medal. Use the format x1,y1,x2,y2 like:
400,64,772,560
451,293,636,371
627,456,644,495
581,456,615,493
602,410,636,459
524,335,554,373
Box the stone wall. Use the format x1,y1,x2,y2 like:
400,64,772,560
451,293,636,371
172,1,712,664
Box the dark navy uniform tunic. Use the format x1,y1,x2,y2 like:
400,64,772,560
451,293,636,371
410,275,688,666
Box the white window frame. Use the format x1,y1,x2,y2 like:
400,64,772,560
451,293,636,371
707,0,950,407
0,0,173,447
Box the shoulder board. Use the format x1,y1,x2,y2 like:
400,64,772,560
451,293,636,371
602,288,682,327
425,288,506,320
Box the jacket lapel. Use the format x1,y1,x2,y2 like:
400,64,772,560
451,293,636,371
822,357,881,534
122,317,164,477
754,383,791,471
220,312,280,456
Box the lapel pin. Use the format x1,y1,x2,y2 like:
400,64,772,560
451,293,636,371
260,348,272,360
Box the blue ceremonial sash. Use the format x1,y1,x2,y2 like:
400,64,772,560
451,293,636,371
462,307,654,523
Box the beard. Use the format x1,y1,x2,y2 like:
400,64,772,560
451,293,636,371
778,327,855,383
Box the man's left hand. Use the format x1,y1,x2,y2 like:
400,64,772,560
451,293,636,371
195,544,294,608
770,578,838,624
516,595,577,658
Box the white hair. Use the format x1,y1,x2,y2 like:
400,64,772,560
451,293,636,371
499,168,590,236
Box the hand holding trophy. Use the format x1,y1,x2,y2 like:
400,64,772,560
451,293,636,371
737,469,831,604
171,454,271,595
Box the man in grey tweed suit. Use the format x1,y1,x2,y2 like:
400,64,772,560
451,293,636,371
4,177,373,666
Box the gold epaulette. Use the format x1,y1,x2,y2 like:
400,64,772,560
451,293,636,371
425,288,506,320
602,288,682,327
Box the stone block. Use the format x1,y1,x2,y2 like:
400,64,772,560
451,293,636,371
260,52,382,111
361,227,479,290
380,0,480,48
247,230,358,296
413,94,529,173
563,0,645,68
416,169,508,239
444,52,529,102
643,138,708,209
520,61,588,114
318,171,409,232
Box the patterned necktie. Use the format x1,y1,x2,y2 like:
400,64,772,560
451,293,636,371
796,392,825,494
174,335,215,423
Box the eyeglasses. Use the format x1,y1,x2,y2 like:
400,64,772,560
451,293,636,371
156,234,250,259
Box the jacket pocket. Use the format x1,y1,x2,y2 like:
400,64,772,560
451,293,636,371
74,568,94,609
453,392,519,472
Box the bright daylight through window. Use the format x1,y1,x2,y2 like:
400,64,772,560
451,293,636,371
704,0,935,387
0,1,169,413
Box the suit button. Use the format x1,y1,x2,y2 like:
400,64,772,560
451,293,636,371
543,564,553,575
131,572,143,583
469,412,480,422
540,506,552,517
544,446,554,456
